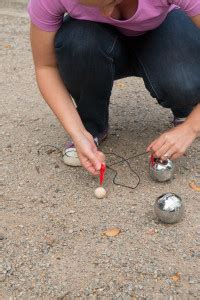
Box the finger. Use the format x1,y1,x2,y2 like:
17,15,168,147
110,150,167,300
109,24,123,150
87,151,102,171
170,148,185,160
96,150,106,164
82,158,99,176
155,143,172,160
147,137,166,157
162,145,178,161
146,141,156,153
87,166,99,176
171,152,181,160
146,137,160,152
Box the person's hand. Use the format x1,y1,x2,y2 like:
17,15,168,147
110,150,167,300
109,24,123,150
146,123,197,160
73,131,105,176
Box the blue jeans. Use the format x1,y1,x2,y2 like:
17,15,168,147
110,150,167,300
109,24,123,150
55,10,200,137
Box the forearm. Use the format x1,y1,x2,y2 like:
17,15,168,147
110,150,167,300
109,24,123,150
185,103,200,136
191,15,200,28
35,66,86,139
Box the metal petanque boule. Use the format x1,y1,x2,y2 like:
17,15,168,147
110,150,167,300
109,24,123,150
149,158,175,182
154,193,185,224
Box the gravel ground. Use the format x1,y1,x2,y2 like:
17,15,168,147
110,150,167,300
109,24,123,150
1,1,200,299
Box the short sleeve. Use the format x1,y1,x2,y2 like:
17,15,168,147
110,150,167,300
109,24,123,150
27,0,66,32
168,0,200,16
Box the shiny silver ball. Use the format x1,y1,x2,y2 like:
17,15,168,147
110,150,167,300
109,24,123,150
154,193,185,224
149,158,175,182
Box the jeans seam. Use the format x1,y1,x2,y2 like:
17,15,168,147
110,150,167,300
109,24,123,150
107,36,118,56
136,55,160,100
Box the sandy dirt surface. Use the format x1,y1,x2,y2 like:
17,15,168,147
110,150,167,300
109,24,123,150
1,1,200,299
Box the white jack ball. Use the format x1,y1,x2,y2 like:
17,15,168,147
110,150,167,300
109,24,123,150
94,187,106,199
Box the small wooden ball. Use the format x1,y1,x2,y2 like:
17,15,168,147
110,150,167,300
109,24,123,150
94,187,106,199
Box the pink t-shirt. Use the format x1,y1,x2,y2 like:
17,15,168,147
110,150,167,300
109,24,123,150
28,0,200,36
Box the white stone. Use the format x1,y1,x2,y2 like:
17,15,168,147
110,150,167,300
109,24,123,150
94,187,106,199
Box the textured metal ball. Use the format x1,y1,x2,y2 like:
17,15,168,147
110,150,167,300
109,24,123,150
154,193,185,224
149,158,175,182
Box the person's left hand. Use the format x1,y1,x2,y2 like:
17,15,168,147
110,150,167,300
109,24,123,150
146,123,197,160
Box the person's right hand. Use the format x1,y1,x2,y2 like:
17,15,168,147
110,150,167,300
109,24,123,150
73,131,105,176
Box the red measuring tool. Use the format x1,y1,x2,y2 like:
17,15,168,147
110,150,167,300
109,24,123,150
100,163,106,186
150,154,155,166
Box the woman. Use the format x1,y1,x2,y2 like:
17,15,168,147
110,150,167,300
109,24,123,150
28,0,200,176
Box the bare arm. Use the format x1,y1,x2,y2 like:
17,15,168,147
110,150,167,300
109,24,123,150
191,15,200,28
185,103,200,136
30,23,86,139
30,23,105,174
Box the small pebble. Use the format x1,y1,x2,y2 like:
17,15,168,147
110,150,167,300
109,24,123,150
129,207,135,213
0,234,5,240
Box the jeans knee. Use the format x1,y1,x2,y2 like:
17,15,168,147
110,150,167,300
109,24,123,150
55,19,117,65
158,69,200,108
56,24,95,62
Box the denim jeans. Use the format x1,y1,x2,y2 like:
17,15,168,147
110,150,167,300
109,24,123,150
55,10,200,137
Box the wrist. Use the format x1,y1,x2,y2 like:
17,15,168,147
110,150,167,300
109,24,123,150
183,103,200,137
184,120,200,137
70,127,89,142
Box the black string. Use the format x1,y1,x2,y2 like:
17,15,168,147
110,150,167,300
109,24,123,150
104,151,147,190
37,145,147,190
